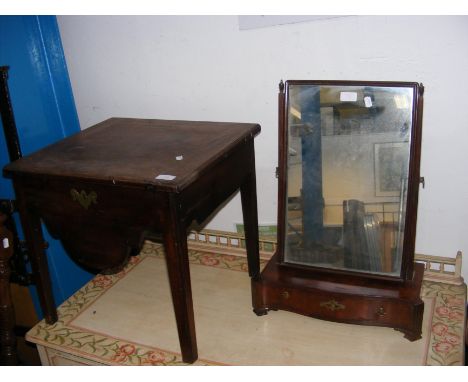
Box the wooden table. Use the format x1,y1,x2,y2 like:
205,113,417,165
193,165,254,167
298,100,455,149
3,118,261,363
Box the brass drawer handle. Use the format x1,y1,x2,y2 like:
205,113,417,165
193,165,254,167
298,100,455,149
376,306,386,317
280,291,290,299
70,189,97,210
320,299,345,311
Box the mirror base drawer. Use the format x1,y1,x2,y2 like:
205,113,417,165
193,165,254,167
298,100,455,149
252,255,424,342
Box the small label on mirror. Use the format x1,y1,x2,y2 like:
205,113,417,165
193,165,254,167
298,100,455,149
340,92,357,102
364,96,373,107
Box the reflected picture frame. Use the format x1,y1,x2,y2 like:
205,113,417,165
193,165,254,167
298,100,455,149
374,141,407,197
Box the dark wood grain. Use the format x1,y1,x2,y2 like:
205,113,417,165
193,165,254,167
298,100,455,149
402,84,424,280
163,193,197,363
240,140,260,280
4,118,260,192
253,253,424,340
277,81,287,265
3,118,261,363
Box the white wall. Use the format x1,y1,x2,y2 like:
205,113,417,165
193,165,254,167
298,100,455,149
57,15,468,281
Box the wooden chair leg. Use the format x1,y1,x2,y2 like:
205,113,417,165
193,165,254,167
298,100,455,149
0,212,17,365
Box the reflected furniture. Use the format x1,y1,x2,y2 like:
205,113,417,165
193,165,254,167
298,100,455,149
252,80,425,340
3,118,261,363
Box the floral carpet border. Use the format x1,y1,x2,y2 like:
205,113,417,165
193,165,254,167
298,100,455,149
26,241,465,366
421,281,466,365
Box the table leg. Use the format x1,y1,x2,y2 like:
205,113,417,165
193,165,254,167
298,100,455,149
240,154,260,280
15,195,57,324
162,195,198,363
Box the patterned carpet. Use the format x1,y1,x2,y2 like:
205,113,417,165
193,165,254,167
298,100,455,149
26,241,466,365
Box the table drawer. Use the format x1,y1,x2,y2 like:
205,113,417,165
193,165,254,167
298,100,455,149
20,178,165,229
16,177,168,271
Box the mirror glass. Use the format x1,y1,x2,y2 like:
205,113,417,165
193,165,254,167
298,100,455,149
284,83,414,276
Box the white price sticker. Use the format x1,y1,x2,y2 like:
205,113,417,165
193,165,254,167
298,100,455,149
340,92,357,102
155,174,176,181
364,96,373,108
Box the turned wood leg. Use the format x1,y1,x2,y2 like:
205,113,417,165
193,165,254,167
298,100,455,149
0,212,17,365
162,195,197,364
15,192,57,324
240,147,260,280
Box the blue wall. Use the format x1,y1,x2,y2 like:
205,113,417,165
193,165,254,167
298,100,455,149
0,16,94,317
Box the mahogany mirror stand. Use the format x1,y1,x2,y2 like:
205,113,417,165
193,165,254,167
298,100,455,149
252,80,425,341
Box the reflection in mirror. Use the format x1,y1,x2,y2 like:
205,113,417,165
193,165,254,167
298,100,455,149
285,84,414,276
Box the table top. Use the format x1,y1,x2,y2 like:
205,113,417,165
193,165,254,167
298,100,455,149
4,118,261,192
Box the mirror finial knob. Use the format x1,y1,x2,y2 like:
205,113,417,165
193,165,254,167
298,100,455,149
279,80,284,93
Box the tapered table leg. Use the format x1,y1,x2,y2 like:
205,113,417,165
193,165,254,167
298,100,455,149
162,195,197,364
240,143,260,280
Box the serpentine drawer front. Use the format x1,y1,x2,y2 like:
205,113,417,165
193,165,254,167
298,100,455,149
261,284,417,327
253,252,424,340
3,117,261,363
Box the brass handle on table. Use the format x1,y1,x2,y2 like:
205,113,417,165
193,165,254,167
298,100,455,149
376,306,386,317
320,299,345,311
70,189,97,210
281,291,290,299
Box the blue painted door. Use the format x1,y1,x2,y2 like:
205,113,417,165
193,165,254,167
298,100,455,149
0,16,94,317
